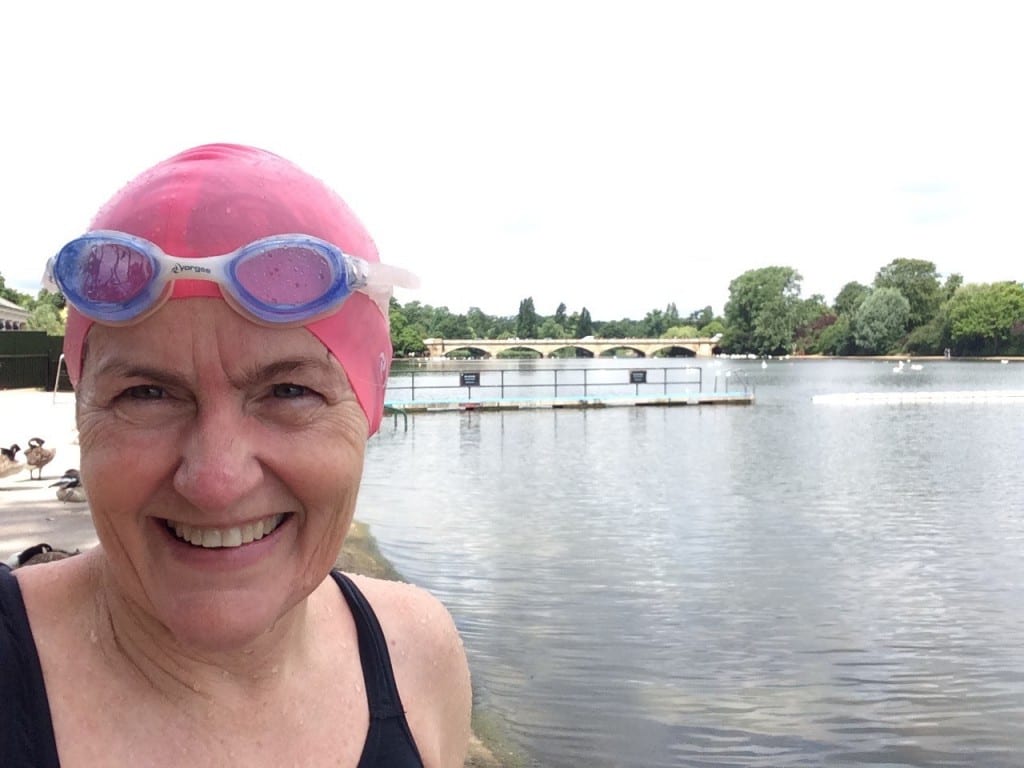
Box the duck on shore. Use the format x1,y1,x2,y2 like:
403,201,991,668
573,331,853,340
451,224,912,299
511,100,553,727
0,443,24,479
26,437,56,480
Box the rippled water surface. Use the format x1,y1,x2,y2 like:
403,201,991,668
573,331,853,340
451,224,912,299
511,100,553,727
356,359,1024,767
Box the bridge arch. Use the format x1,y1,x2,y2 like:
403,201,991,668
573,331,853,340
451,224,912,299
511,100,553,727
596,345,646,358
422,337,721,359
651,344,698,357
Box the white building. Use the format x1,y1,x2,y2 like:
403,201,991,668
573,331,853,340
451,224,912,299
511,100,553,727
0,296,29,330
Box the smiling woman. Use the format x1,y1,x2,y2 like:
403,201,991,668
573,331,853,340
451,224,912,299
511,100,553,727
0,144,471,767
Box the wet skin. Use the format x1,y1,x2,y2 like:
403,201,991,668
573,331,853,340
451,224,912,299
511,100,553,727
75,298,369,655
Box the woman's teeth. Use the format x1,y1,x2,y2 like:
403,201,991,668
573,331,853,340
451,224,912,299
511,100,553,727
166,514,286,548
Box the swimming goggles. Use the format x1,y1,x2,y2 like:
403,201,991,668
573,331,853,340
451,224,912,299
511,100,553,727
44,230,418,326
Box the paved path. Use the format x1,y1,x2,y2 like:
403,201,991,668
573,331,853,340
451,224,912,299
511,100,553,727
0,389,96,560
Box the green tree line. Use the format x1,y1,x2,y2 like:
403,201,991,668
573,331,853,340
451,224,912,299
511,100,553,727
720,259,1023,357
4,257,1023,357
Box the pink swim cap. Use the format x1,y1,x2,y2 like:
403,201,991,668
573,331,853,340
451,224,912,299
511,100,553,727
63,143,392,435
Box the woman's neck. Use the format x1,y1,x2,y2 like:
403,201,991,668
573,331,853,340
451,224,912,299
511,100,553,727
87,551,323,710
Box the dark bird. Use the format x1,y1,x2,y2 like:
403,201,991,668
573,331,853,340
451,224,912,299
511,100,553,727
0,443,23,479
25,437,56,480
51,468,87,503
3,543,78,569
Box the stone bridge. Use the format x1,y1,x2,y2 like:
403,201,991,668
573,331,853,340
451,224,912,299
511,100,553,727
422,336,722,359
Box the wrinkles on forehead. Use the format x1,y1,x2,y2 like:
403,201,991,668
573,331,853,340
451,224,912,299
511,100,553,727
77,301,349,395
84,353,346,392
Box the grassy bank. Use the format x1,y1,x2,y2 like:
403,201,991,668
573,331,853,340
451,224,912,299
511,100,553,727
337,521,525,768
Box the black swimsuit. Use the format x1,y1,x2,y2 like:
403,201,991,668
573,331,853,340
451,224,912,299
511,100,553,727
0,567,424,768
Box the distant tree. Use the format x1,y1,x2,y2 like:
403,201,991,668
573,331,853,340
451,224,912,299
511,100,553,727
943,273,964,301
0,272,32,307
397,300,433,335
698,319,726,337
722,266,804,355
598,318,643,338
394,325,427,356
815,315,856,355
491,314,516,338
874,258,942,329
576,307,593,337
946,281,1024,356
642,308,667,337
389,298,427,356
433,312,471,338
32,287,66,311
853,287,910,353
662,325,700,338
537,317,566,338
664,302,681,328
26,304,64,335
466,306,491,338
903,314,949,356
25,288,67,335
833,281,871,317
554,302,567,328
792,294,831,352
685,305,714,328
516,297,539,338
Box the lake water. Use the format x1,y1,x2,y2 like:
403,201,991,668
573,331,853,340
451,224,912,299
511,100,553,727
355,358,1024,767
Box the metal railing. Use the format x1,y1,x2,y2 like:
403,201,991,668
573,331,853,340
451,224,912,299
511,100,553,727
714,369,756,397
386,365,706,402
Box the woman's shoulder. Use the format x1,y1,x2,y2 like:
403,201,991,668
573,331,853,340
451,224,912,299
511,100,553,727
10,550,95,613
342,572,466,665
340,572,472,767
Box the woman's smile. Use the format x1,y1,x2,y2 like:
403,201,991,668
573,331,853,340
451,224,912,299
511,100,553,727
163,512,292,549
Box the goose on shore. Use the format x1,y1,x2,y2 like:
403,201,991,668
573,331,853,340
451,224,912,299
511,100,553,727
3,543,79,569
26,437,56,480
51,468,87,503
0,443,23,479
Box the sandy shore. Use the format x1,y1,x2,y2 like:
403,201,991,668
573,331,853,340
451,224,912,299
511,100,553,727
0,389,93,558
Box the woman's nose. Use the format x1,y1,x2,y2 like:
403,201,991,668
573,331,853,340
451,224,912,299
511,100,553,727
172,408,264,512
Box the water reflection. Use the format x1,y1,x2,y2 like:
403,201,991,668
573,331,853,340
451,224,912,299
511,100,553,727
359,360,1024,767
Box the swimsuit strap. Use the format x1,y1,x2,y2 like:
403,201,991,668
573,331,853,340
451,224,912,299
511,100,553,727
0,567,61,767
330,571,424,767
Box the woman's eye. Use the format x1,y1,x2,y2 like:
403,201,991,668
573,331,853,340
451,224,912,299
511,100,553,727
125,385,165,400
272,383,308,399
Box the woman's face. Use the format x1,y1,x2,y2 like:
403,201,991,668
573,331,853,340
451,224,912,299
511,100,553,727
76,299,369,651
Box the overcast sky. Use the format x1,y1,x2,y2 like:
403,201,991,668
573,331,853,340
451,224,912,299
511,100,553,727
3,1,1022,321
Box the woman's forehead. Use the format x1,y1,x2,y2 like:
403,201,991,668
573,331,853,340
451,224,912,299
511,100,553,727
82,300,342,378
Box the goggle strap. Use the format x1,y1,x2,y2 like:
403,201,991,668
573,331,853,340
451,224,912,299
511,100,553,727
365,262,421,291
42,258,59,293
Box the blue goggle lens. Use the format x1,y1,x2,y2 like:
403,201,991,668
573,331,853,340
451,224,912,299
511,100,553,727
232,243,337,306
51,233,359,326
54,237,162,323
